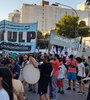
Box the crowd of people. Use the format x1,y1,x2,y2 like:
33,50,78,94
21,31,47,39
0,51,90,100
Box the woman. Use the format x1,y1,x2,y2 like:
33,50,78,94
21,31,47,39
0,67,13,100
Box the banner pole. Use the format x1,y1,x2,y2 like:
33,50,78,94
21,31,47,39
48,44,50,55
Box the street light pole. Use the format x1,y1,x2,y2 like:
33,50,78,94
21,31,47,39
55,2,79,37
55,2,78,16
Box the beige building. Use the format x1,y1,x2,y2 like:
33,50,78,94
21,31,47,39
79,16,90,26
20,1,90,32
82,37,90,52
8,10,20,23
77,1,90,11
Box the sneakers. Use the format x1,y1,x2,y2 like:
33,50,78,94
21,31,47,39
82,91,85,94
28,88,32,92
66,87,76,91
77,91,83,94
66,87,71,90
60,91,64,94
58,90,60,93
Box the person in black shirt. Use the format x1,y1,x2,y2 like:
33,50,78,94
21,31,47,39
30,56,52,100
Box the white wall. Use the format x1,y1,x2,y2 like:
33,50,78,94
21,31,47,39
20,4,90,32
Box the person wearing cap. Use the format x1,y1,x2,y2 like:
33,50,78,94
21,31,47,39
9,54,20,79
30,56,52,100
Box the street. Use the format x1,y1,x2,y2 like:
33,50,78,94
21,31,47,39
25,81,88,100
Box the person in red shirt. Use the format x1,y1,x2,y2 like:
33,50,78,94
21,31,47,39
50,54,59,100
66,55,77,91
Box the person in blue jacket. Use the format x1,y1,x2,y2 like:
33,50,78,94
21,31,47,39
9,54,20,79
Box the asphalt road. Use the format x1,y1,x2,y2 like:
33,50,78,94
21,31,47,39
25,82,88,100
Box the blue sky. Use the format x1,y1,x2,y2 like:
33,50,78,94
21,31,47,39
0,0,85,21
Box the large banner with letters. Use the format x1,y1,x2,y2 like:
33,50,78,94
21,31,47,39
0,20,37,53
49,31,80,49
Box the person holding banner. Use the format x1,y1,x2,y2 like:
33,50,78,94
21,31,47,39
30,56,52,100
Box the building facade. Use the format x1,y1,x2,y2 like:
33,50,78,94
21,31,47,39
77,1,90,11
8,10,20,23
20,1,90,32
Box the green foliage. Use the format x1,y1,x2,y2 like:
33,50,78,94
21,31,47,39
37,30,44,39
55,15,90,38
86,0,90,5
78,21,90,37
37,30,48,49
56,15,79,38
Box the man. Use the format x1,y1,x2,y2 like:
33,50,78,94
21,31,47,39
66,55,77,91
50,54,59,100
21,55,29,68
62,52,68,64
19,55,29,82
9,54,20,79
62,51,69,70
30,56,52,100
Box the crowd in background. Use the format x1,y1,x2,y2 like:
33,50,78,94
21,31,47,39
0,51,90,100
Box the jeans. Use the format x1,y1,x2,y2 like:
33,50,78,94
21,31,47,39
50,76,57,100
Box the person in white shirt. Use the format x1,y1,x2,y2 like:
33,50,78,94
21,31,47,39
76,57,86,94
0,67,13,100
0,88,10,100
19,55,30,82
57,59,67,94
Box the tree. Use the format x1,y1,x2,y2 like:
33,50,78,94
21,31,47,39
78,21,90,37
56,15,79,38
86,0,90,5
55,15,90,38
37,30,48,49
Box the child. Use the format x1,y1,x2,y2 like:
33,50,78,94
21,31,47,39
76,57,86,94
57,59,67,94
